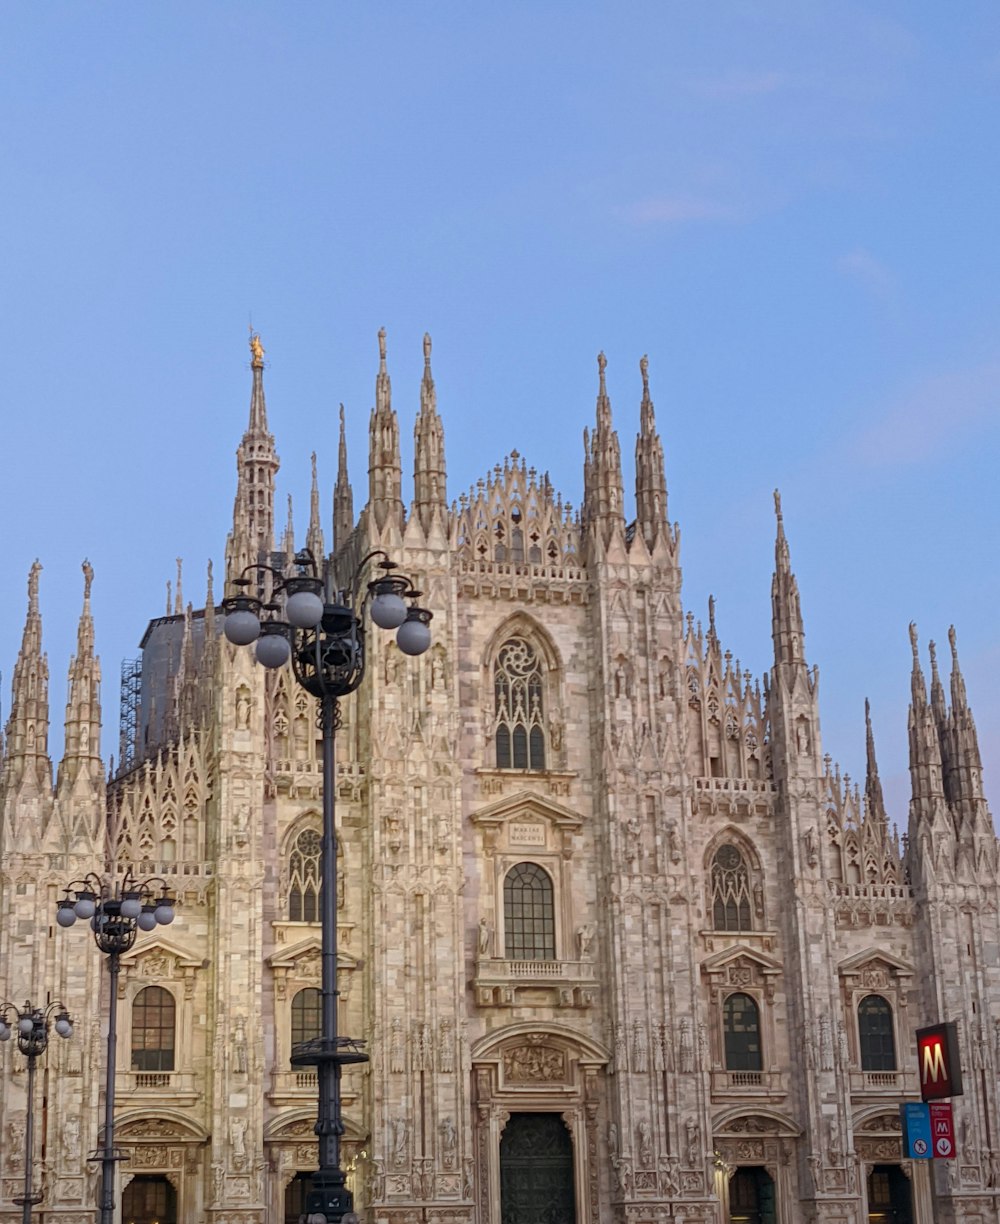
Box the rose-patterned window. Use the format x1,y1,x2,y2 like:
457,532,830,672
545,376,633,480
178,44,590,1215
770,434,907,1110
711,844,753,931
494,637,546,770
289,829,321,922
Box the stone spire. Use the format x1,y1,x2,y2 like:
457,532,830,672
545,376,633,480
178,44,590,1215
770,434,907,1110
863,698,887,826
225,330,280,591
333,405,354,551
770,491,806,669
282,493,296,561
582,352,625,545
4,561,51,793
413,332,447,532
306,451,325,560
634,354,668,549
907,623,946,815
368,327,404,533
58,560,102,790
945,625,986,811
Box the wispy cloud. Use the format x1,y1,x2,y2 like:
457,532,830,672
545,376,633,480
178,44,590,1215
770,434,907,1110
838,247,894,298
856,361,1000,466
691,71,787,100
618,194,739,226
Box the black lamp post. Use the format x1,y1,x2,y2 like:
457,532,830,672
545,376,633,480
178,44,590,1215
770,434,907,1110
0,999,74,1224
222,548,431,1223
55,871,176,1224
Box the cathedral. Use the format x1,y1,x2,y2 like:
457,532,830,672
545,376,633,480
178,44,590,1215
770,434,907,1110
1,331,999,1224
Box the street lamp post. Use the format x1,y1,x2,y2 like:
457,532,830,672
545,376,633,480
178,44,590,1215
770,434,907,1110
0,1000,74,1224
223,548,431,1223
55,871,176,1224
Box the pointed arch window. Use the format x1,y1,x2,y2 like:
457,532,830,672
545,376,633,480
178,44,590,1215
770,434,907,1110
723,992,762,1071
131,986,176,1072
858,994,896,1071
289,828,321,921
494,637,546,770
504,862,555,960
711,844,753,931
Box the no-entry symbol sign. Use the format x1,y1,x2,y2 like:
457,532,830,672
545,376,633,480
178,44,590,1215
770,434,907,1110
930,1101,955,1159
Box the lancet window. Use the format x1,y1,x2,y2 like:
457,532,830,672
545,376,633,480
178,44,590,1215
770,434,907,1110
710,844,753,931
504,862,556,960
289,828,321,921
494,637,546,770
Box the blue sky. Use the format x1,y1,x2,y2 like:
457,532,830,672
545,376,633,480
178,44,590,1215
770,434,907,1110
2,2,998,820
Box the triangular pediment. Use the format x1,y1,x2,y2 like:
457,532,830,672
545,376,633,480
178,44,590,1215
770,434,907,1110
267,933,358,971
121,936,203,971
701,945,782,977
469,790,582,831
837,948,913,978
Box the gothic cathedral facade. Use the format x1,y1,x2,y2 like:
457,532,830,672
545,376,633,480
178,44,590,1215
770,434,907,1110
1,332,999,1224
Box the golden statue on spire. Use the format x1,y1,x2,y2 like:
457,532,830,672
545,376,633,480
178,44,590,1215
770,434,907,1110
249,329,265,368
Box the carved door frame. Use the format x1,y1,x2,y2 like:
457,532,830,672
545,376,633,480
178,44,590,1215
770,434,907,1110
471,1024,607,1224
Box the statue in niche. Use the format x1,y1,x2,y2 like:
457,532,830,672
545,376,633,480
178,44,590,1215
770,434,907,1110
232,1016,248,1075
478,917,493,956
63,1113,81,1161
576,923,595,958
638,1120,653,1167
384,648,400,686
753,880,765,918
389,1018,405,1073
625,813,642,866
796,718,811,755
685,1118,700,1167
803,827,819,868
549,711,563,752
439,1116,457,1168
212,1163,225,1203
391,1117,408,1167
7,1118,25,1169
236,687,251,730
666,821,682,865
230,1116,248,1167
430,652,445,689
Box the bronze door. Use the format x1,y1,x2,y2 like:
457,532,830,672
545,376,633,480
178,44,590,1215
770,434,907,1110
500,1111,576,1224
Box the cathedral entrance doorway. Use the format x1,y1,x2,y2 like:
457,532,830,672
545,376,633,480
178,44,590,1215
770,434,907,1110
122,1174,177,1224
499,1112,575,1224
866,1163,912,1223
727,1166,776,1224
284,1171,316,1222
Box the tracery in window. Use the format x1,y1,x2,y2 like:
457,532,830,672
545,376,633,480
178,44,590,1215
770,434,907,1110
289,828,321,921
494,637,546,770
723,992,762,1071
711,844,753,931
504,862,555,960
858,994,896,1071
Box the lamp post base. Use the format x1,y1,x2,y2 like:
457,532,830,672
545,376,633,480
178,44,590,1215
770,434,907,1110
306,1172,354,1222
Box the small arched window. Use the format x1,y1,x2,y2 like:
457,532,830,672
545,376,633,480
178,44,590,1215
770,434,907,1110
289,829,322,921
723,992,762,1071
504,862,555,961
494,637,546,770
858,994,896,1071
131,986,176,1072
711,844,753,931
291,988,321,1062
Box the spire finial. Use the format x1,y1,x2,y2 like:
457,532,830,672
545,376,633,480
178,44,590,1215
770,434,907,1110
929,639,940,680
175,557,183,615
640,353,649,395
82,559,93,604
708,594,717,637
206,558,214,603
378,326,387,368
423,332,432,366
28,559,41,613
948,624,958,662
597,351,607,393
249,328,264,369
909,621,919,663
311,450,318,481
774,489,783,522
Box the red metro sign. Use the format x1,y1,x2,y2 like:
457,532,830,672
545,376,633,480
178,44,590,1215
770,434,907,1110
916,1022,963,1101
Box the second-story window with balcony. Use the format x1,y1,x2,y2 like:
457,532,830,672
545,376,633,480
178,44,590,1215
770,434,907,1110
494,637,546,770
131,985,176,1072
289,829,322,921
291,987,321,1062
711,844,753,931
723,992,762,1072
504,862,556,960
858,994,896,1071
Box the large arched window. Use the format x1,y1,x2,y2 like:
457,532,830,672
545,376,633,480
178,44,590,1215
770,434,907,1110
494,638,546,770
131,986,176,1072
504,862,555,960
291,987,321,1062
858,994,896,1071
723,992,762,1071
711,844,753,931
289,829,321,921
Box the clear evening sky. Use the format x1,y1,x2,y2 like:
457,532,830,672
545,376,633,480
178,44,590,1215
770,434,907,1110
2,3,998,823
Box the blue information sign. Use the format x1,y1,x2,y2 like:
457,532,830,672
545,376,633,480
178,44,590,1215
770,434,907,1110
901,1102,932,1159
